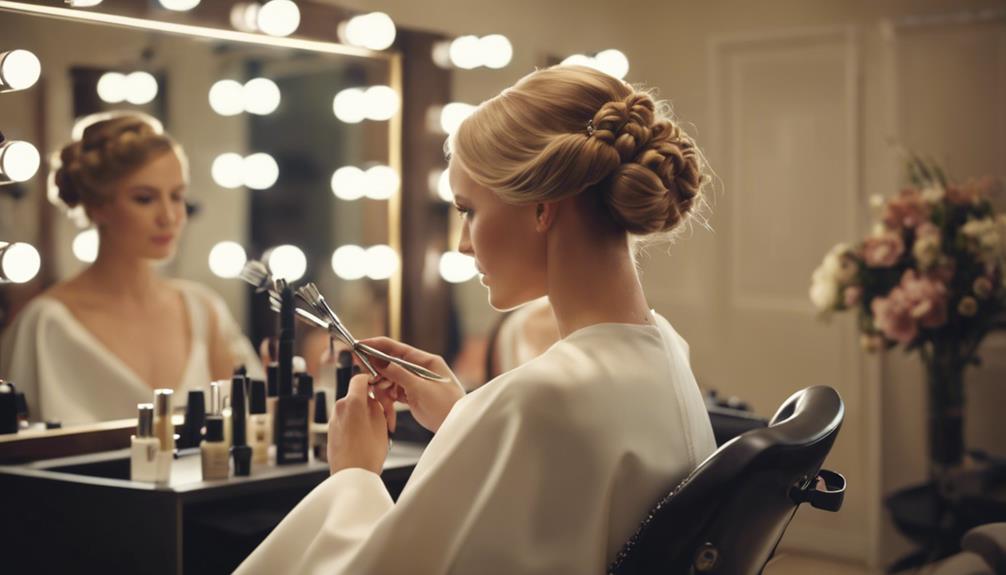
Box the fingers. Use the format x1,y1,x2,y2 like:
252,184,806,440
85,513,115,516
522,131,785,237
374,389,397,434
346,373,371,401
359,337,439,367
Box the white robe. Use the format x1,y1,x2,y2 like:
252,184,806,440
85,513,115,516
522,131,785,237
236,310,716,574
0,280,262,425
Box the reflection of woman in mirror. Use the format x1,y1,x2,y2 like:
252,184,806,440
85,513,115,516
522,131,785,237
0,113,261,426
238,65,716,574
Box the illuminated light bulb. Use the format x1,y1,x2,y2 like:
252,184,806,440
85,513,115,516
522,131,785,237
124,71,158,105
437,169,453,202
439,102,475,135
0,140,41,183
448,35,481,70
158,0,200,10
0,50,41,92
332,87,366,124
72,228,100,263
211,153,245,189
594,49,629,79
331,245,366,280
479,34,512,69
208,241,247,278
363,85,398,121
439,251,477,283
208,79,244,116
257,0,300,37
0,242,41,284
230,2,260,33
365,244,398,280
67,0,103,6
364,165,398,200
266,244,307,282
243,77,281,115
243,153,279,190
331,166,365,201
360,12,396,51
561,54,594,68
96,71,127,104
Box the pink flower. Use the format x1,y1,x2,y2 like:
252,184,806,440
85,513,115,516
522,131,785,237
900,270,948,328
843,286,863,307
862,231,905,268
946,177,998,205
871,289,918,344
883,188,931,230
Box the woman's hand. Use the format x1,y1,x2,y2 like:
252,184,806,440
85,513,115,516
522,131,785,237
328,374,391,475
359,337,465,433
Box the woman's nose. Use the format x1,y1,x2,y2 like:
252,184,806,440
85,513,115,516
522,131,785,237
457,222,473,256
156,198,177,226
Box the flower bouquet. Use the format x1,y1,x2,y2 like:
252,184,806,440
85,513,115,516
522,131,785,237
810,154,1006,472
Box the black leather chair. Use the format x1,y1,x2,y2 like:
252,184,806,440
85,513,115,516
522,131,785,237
608,385,847,575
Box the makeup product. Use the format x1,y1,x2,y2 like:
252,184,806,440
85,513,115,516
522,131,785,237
297,371,314,423
15,391,28,430
152,389,174,482
248,379,270,464
311,390,328,462
0,381,16,434
130,403,159,482
230,375,252,476
210,380,232,449
336,350,353,400
179,390,206,449
275,283,309,464
201,416,229,480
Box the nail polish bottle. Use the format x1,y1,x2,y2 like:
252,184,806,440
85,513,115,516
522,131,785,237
130,403,159,482
152,389,174,483
201,416,229,480
248,379,270,464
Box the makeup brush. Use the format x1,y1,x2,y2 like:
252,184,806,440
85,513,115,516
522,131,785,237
239,260,272,293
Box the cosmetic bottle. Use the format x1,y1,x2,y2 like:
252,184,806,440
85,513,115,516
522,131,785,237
266,362,279,433
336,350,353,400
179,390,206,449
130,403,159,482
311,391,329,462
248,380,270,464
15,391,29,430
201,416,229,480
0,381,17,435
152,389,174,482
209,380,232,449
275,285,309,464
231,375,252,477
297,371,314,425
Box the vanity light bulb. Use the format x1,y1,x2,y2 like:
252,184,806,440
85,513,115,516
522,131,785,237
67,0,103,6
266,244,307,282
439,251,478,284
479,35,512,69
243,153,279,190
208,241,247,279
332,88,366,124
331,166,366,201
72,229,100,264
360,12,396,51
437,170,454,203
561,54,594,68
364,165,398,200
243,78,281,115
211,153,245,189
331,245,367,280
448,35,481,70
439,102,475,135
257,0,300,37
230,3,260,33
595,49,629,80
362,85,398,121
365,245,398,280
0,50,41,92
0,242,41,284
96,72,127,104
208,79,244,116
0,141,41,183
158,0,200,10
125,71,158,105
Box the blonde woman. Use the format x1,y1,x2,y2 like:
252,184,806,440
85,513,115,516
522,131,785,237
238,65,716,574
0,114,261,425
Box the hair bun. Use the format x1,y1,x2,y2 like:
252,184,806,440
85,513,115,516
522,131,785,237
54,141,84,208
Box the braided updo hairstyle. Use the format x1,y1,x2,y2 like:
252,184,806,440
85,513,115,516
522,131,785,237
451,64,708,237
53,114,180,212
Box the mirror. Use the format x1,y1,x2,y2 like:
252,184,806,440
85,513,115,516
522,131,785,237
0,1,401,427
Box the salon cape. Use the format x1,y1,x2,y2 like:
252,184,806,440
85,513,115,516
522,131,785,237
0,280,263,425
236,311,716,575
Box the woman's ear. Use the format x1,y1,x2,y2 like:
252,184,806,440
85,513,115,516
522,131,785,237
535,202,557,233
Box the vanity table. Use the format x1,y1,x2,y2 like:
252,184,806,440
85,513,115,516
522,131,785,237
0,440,425,574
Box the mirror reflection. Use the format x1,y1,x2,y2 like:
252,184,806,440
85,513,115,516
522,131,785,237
0,9,397,427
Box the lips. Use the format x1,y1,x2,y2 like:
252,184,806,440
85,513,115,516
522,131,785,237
151,235,174,245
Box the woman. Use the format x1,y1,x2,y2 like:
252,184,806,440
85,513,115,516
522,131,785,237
0,113,261,425
237,65,716,574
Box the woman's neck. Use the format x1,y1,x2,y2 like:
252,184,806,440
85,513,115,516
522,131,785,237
81,246,160,303
545,207,654,339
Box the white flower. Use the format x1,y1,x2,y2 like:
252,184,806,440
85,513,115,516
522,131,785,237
810,243,851,314
920,185,945,204
961,217,1002,265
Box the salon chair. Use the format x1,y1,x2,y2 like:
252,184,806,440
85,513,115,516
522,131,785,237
608,385,846,575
